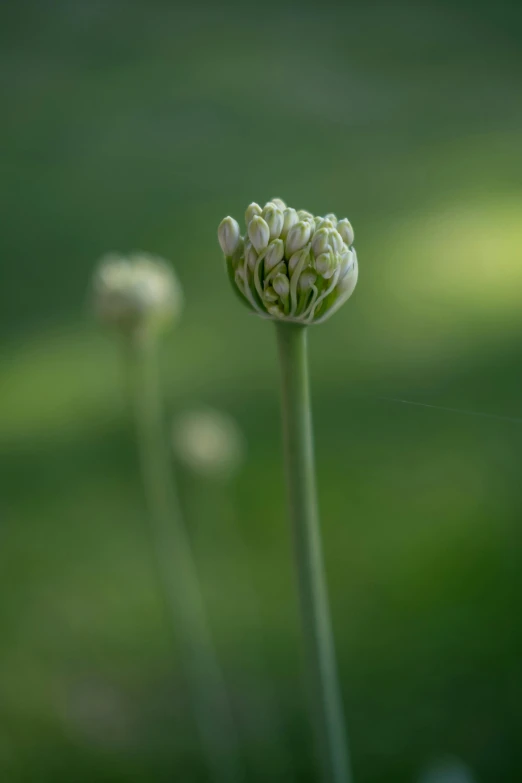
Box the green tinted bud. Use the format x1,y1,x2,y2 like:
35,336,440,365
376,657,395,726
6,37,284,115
273,273,290,298
245,202,262,224
299,270,317,292
286,220,312,255
328,229,344,254
264,286,279,302
244,240,258,270
265,239,285,272
218,201,358,324
315,251,338,279
311,227,330,257
339,250,354,278
281,208,298,238
288,246,310,275
337,218,354,246
218,216,241,256
93,253,182,337
263,205,284,239
248,215,270,252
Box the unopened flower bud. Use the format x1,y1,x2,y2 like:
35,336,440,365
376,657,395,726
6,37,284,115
248,215,270,252
288,246,310,275
263,205,284,239
311,227,330,257
315,251,338,279
286,220,312,255
264,286,279,302
298,271,317,292
218,200,358,325
273,273,290,298
244,241,258,270
265,239,285,272
245,202,262,224
218,217,241,256
339,250,354,278
173,409,245,480
328,229,344,254
337,218,354,246
281,208,298,238
93,253,182,337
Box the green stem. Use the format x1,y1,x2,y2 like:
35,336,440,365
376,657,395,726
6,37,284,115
275,322,352,783
126,332,243,783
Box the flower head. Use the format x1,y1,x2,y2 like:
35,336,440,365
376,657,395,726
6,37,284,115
92,252,182,338
172,409,246,480
217,198,358,325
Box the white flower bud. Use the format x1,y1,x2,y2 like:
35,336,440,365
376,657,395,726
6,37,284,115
271,197,286,210
297,210,314,221
93,253,182,336
324,213,337,226
172,409,245,480
264,286,279,302
339,250,354,278
264,239,285,272
245,202,262,224
328,229,344,254
244,240,258,270
218,217,241,256
286,220,312,255
298,271,317,292
337,218,354,246
248,215,270,252
288,247,310,275
315,251,338,279
262,205,284,239
281,208,298,238
311,227,330,257
273,273,290,298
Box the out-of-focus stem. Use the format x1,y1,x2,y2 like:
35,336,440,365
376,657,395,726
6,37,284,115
127,332,243,782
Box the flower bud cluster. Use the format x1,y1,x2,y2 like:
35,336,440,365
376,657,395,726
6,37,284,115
218,199,357,324
93,252,182,337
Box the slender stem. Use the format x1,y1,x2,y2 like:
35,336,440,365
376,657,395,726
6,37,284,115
275,322,352,783
126,332,243,782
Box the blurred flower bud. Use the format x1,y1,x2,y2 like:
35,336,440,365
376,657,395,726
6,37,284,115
273,273,290,298
324,213,337,225
217,199,358,325
337,218,354,246
328,229,344,254
315,251,338,279
245,202,262,224
244,241,258,271
173,409,246,480
311,227,330,257
218,216,241,256
299,271,317,292
262,204,285,239
248,215,270,252
93,253,182,338
281,208,299,238
286,221,312,255
265,239,285,272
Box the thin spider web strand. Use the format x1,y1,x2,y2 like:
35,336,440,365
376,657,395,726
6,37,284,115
374,395,522,426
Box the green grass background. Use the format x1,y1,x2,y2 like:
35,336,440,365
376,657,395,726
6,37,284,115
1,1,522,781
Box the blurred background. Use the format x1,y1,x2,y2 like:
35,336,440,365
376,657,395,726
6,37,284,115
1,1,522,781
